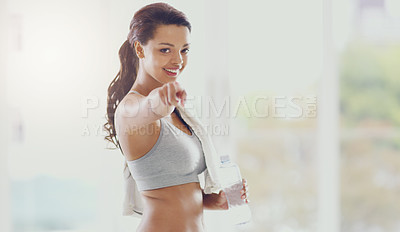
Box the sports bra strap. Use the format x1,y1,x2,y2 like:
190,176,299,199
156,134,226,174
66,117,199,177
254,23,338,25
129,90,143,95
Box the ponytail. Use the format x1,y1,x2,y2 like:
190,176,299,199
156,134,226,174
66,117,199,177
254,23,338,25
104,40,139,149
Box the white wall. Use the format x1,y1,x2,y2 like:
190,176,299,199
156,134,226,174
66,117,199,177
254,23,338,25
5,0,132,230
0,0,12,231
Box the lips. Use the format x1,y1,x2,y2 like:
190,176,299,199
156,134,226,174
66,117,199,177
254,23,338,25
163,67,180,77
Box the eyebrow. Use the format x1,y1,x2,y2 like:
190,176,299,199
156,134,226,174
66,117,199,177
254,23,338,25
158,42,190,47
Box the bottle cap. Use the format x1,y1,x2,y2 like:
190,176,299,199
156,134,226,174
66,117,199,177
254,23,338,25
220,154,231,163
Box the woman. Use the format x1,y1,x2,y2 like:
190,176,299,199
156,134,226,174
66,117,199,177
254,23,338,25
104,3,249,231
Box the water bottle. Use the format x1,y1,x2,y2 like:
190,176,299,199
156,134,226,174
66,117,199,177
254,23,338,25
219,154,252,225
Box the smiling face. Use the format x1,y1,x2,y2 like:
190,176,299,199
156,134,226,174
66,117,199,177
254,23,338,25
137,24,191,84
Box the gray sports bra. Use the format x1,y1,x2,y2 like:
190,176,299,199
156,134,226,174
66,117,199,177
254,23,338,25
126,90,207,191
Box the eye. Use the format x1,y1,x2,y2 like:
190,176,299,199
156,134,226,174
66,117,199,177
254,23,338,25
160,48,170,53
181,48,190,54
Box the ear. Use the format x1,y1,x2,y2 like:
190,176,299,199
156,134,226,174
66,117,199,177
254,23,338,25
134,41,145,59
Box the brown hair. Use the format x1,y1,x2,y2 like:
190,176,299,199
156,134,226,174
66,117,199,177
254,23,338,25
104,2,191,149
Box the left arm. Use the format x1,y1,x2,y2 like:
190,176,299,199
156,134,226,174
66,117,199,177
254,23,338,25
202,190,228,210
202,178,249,210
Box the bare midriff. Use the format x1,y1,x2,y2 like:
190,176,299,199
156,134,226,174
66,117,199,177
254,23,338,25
136,182,205,232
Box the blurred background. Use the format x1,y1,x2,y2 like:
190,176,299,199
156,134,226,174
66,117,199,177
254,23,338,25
1,0,400,231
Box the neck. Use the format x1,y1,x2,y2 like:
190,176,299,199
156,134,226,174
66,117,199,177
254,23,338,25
131,63,163,96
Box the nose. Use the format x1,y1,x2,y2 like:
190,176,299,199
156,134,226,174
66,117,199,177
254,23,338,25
172,51,183,65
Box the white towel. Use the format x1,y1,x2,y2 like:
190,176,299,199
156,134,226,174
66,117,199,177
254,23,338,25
122,104,222,217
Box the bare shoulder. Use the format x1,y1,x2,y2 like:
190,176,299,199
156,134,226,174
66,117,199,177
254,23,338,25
115,92,143,123
115,93,161,161
115,92,150,131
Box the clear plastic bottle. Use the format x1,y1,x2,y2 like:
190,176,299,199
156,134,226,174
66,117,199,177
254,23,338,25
219,154,252,225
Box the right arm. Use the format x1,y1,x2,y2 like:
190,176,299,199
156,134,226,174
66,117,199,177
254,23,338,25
114,81,186,157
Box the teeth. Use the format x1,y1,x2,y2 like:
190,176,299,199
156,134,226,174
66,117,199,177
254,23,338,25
164,68,178,74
